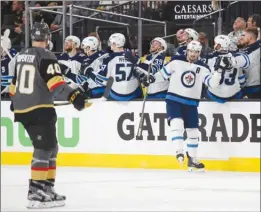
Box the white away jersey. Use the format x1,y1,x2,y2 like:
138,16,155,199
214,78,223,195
138,52,168,96
159,55,222,106
240,40,260,88
57,52,86,74
96,51,142,100
204,52,246,98
81,51,109,90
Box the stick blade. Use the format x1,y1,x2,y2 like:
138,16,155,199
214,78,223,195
103,77,114,99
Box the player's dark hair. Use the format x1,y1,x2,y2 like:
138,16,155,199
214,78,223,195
249,14,261,28
245,27,258,40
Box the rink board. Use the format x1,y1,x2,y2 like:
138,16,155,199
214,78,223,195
1,100,260,172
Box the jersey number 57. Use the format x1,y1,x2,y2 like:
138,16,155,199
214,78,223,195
115,64,133,82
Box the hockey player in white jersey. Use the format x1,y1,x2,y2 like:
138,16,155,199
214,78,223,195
176,28,199,56
58,36,86,76
137,37,168,98
79,36,109,98
237,27,260,98
149,41,232,171
203,35,248,103
87,33,142,100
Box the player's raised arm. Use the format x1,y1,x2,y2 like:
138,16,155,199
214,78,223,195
158,56,179,80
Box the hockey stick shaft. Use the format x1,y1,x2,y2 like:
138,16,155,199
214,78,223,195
136,50,164,137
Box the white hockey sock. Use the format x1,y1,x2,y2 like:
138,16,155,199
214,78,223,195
186,128,199,158
186,138,199,158
170,119,185,154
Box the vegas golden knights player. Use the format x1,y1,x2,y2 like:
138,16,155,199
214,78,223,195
9,22,87,209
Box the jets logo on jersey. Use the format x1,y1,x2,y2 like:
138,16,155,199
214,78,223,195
181,71,196,88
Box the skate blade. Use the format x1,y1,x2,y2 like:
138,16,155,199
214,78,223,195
188,167,205,172
27,200,57,209
53,200,66,207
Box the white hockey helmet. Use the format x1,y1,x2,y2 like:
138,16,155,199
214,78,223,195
151,37,167,52
214,35,230,52
65,35,81,48
187,40,202,52
81,36,99,51
184,28,199,41
108,33,125,48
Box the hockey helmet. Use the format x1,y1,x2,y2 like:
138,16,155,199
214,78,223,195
81,36,99,51
187,40,202,52
31,22,50,41
184,28,199,41
108,33,125,48
65,36,81,49
214,35,230,52
150,37,167,52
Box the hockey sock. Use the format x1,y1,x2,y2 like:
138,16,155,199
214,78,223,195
47,145,58,184
170,118,185,153
186,128,199,158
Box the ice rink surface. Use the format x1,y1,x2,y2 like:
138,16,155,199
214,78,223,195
1,166,260,211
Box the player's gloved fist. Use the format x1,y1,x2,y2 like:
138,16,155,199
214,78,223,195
214,56,234,72
10,101,14,112
68,90,87,111
77,81,89,93
140,74,156,87
82,67,94,77
59,63,71,76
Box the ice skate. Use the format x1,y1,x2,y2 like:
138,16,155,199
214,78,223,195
27,180,55,209
176,150,185,165
45,181,66,207
186,152,205,172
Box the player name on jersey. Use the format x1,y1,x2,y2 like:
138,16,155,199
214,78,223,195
17,55,35,63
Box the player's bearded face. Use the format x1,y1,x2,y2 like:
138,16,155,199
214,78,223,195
237,33,249,49
64,40,73,52
150,40,161,53
187,50,200,62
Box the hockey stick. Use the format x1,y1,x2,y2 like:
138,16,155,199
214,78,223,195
54,77,114,107
136,50,164,137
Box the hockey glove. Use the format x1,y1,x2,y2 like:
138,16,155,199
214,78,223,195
10,101,14,112
82,67,94,77
214,56,234,72
77,81,89,93
140,74,156,87
59,63,71,76
68,90,87,111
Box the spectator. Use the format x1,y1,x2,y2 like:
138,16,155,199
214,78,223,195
50,1,80,51
12,10,26,49
228,17,246,51
247,14,261,39
33,1,56,27
5,1,24,50
198,32,213,57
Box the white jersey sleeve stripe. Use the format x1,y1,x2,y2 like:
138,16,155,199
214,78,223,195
235,52,250,69
160,66,171,79
96,74,108,82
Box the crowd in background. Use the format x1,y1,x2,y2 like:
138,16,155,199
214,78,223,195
1,1,261,100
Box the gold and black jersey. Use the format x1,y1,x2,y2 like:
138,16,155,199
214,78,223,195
10,47,66,124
